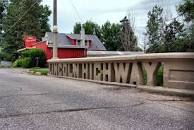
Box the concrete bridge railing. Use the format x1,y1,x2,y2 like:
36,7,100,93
48,53,194,90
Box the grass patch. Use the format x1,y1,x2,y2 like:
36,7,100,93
30,67,48,75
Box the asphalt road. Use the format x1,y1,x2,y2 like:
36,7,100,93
0,68,194,130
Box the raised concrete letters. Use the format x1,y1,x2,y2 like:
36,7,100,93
130,62,144,85
143,62,161,86
114,63,130,83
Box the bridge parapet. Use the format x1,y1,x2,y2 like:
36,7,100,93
48,53,194,90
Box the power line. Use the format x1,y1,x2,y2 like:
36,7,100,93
68,0,83,23
5,0,40,34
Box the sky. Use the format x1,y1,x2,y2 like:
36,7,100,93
42,0,182,45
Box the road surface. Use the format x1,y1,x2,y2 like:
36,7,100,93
0,68,194,130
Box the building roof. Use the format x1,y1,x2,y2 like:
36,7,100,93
67,34,94,41
67,34,106,51
42,32,106,51
42,32,72,47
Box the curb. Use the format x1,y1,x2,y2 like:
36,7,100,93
49,74,137,88
48,74,194,98
137,86,194,98
28,70,46,76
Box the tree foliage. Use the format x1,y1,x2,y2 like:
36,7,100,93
1,0,51,61
39,5,51,37
73,22,82,34
0,1,4,33
146,5,164,53
101,21,122,51
146,1,194,53
73,20,139,51
178,0,194,22
120,17,138,51
73,21,123,51
178,0,194,51
73,21,101,39
163,19,186,52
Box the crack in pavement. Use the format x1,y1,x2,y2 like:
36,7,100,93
148,99,191,102
145,97,194,113
0,102,146,119
0,93,50,100
0,102,64,109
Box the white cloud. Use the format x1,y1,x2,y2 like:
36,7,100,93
42,0,145,33
42,0,181,45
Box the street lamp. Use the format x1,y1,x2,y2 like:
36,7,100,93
52,0,58,59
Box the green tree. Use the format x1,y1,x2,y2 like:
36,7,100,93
0,1,4,28
178,0,194,22
39,5,51,37
120,17,138,51
101,21,122,51
2,0,51,61
73,21,101,39
178,0,194,51
0,1,4,43
146,5,164,53
163,19,185,52
73,22,82,34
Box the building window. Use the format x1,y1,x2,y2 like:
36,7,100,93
77,40,81,46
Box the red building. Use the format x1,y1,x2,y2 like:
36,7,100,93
22,32,106,60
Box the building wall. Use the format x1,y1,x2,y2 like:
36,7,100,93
24,36,87,60
67,36,77,45
46,48,87,59
33,42,87,59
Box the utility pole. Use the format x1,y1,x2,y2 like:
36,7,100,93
52,0,58,59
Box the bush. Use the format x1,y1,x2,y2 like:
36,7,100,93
13,58,32,68
0,52,12,61
13,49,46,68
21,49,46,67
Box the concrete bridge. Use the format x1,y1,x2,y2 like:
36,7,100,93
48,53,194,93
